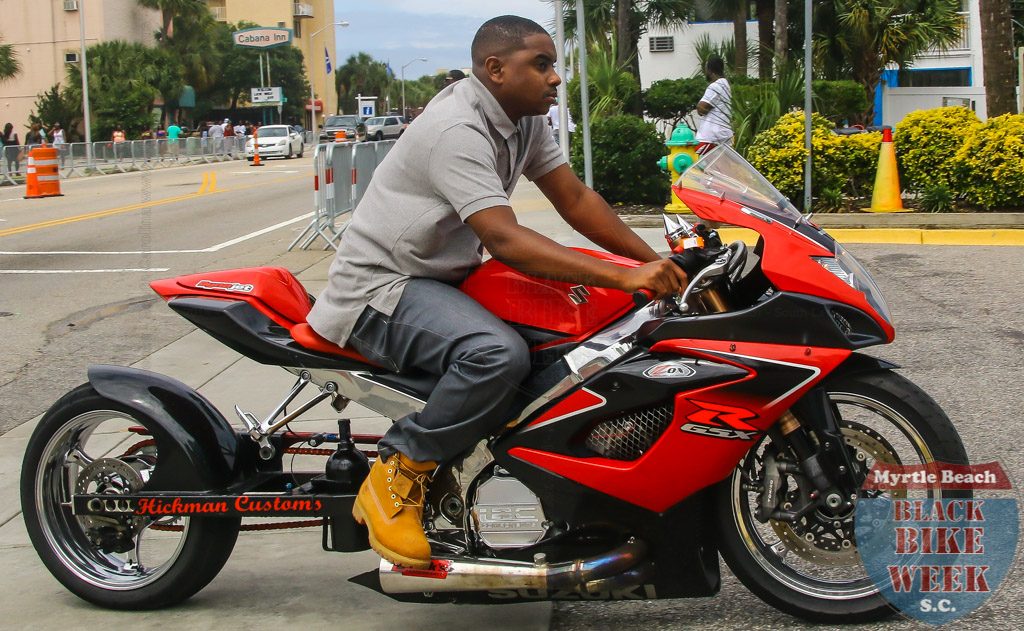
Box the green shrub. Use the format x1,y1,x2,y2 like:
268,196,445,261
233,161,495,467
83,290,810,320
894,106,981,192
812,80,870,126
570,115,667,205
919,183,956,213
953,113,1024,209
817,187,846,213
642,77,706,128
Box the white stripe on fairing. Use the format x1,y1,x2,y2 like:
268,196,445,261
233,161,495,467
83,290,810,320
0,212,313,255
522,388,607,432
680,347,822,408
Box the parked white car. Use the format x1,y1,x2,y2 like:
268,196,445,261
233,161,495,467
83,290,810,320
364,116,407,141
246,125,304,160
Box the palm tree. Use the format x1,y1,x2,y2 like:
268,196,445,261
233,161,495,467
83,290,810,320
818,0,963,122
979,0,1017,116
774,0,788,67
557,0,694,78
0,38,20,82
136,0,207,42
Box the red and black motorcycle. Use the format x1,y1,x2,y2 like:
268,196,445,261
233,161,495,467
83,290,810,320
21,146,967,622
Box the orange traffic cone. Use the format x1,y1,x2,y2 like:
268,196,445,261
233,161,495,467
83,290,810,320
866,127,908,213
251,129,263,167
24,143,63,199
334,130,347,142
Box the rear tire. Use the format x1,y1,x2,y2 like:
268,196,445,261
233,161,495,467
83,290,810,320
715,369,968,623
21,384,241,609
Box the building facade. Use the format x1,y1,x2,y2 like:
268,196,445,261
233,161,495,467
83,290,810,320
0,0,161,135
637,1,991,127
205,0,338,128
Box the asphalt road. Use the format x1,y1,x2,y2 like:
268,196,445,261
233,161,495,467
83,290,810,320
0,157,326,435
1,165,1022,627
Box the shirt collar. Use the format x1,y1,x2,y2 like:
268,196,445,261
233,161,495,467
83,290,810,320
468,74,517,140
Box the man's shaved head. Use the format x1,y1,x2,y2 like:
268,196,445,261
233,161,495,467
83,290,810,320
471,15,549,67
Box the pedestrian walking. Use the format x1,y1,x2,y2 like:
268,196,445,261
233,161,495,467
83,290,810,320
695,56,733,150
546,99,574,145
166,121,182,155
2,122,22,175
51,122,67,166
111,126,126,159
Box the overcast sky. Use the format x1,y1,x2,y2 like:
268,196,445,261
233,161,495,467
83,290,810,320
332,1,557,78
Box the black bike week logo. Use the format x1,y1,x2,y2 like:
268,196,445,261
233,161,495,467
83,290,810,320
855,462,1019,625
133,496,323,516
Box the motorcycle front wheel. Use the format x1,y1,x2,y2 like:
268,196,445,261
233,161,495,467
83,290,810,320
715,369,969,623
20,383,241,609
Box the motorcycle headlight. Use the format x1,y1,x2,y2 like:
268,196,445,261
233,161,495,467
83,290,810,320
813,243,893,325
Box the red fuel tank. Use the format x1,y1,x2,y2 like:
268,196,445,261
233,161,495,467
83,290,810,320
459,248,641,340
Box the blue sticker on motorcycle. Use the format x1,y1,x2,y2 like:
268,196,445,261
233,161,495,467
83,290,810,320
855,462,1019,625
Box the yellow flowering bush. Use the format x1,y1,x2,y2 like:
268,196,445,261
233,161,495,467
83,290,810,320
894,106,981,192
953,114,1024,209
747,112,882,209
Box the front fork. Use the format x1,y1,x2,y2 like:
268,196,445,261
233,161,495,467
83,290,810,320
761,389,865,522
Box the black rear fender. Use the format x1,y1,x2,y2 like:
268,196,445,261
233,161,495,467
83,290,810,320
88,365,241,491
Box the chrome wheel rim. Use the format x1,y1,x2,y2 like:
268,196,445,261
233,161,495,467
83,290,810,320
730,392,939,600
34,410,189,590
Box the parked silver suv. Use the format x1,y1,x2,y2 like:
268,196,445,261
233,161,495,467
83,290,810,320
364,116,407,141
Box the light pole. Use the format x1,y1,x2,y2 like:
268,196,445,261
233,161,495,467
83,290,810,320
309,20,348,141
78,1,92,166
401,58,427,119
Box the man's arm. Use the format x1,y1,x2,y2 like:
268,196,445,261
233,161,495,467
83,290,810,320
697,100,712,116
533,164,661,264
465,205,687,299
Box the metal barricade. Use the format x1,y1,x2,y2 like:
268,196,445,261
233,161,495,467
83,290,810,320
352,142,378,207
289,140,398,251
290,143,350,251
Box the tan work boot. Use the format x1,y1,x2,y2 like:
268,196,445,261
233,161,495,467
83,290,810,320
352,452,436,569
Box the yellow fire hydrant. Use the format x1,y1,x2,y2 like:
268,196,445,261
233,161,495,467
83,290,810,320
656,125,700,213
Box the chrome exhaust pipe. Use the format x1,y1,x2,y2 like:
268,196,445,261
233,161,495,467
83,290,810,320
378,538,647,594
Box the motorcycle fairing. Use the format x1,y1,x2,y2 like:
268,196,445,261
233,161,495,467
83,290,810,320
499,340,849,513
674,185,895,342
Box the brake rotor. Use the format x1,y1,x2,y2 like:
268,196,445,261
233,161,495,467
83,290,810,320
769,422,900,566
74,457,147,537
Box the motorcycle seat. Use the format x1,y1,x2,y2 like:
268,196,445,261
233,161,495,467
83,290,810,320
289,323,380,366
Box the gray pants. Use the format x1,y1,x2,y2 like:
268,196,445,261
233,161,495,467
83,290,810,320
348,278,531,463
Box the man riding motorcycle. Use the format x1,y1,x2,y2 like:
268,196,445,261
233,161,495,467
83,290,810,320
306,15,688,569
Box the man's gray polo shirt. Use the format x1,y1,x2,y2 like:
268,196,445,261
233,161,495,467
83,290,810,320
306,75,566,346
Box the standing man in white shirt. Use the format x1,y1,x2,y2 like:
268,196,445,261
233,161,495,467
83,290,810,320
695,56,732,149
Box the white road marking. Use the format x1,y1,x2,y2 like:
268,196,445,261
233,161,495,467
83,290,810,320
0,212,315,255
0,268,170,274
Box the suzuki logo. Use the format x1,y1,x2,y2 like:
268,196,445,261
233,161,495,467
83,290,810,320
196,279,255,293
568,285,590,305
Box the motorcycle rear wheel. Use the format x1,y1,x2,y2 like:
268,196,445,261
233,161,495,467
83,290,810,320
716,369,969,623
21,384,241,609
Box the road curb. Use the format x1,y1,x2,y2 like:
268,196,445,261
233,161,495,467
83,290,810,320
621,215,1024,246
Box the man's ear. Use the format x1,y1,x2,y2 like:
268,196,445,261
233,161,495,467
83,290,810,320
483,56,505,85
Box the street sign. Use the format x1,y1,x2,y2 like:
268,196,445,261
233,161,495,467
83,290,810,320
251,87,283,103
233,27,293,49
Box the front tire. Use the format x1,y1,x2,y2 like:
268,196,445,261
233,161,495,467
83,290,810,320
21,384,240,609
716,369,968,623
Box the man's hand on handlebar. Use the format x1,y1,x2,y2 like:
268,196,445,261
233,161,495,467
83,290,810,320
618,259,689,299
